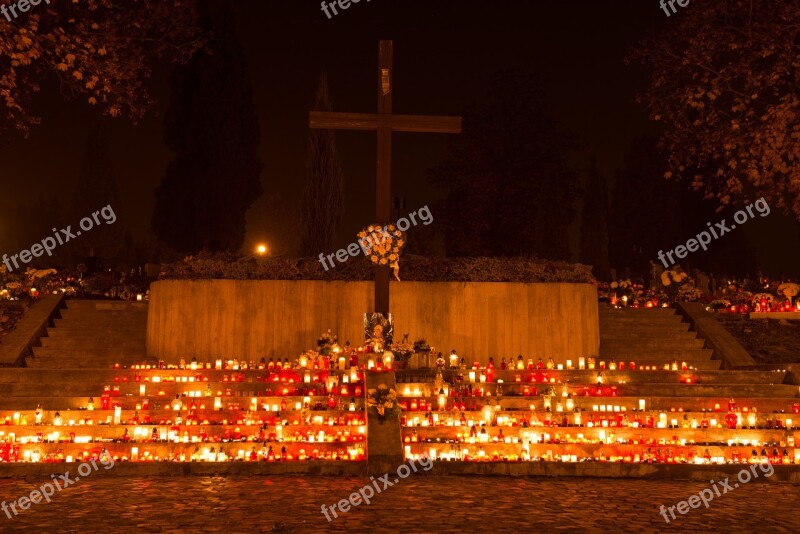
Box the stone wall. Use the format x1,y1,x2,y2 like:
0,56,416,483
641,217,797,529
147,280,599,362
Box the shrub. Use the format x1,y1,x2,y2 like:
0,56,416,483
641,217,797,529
159,253,595,284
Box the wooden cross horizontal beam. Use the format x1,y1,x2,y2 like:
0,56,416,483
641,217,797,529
309,111,462,134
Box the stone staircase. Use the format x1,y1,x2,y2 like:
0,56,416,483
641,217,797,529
0,365,365,466
600,306,719,369
0,299,798,476
27,300,150,369
396,305,800,468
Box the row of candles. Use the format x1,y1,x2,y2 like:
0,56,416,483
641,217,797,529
737,300,800,314
123,349,393,373
98,384,363,400
1,446,366,463
403,425,796,447
403,427,795,449
608,295,800,314
399,391,800,415
2,411,366,428
446,356,693,372
109,368,365,387
1,426,367,444
123,353,699,375
89,368,366,414
400,411,800,431
84,395,363,413
404,446,797,464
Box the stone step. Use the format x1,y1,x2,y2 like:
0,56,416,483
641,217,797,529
600,321,690,334
41,327,145,339
584,359,720,370
62,299,147,313
31,347,145,359
55,312,147,326
10,372,785,396
57,311,147,323
405,369,787,388
38,337,145,350
599,348,715,359
599,342,707,351
0,367,777,383
600,338,706,349
603,359,721,370
26,360,148,371
600,320,691,334
0,394,796,411
599,307,677,314
28,359,145,370
599,319,686,327
43,327,146,339
47,325,147,337
587,383,799,397
599,308,682,316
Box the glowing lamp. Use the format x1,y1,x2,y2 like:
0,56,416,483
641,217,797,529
449,350,459,368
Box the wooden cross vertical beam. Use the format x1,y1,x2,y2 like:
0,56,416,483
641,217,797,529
308,40,462,316
374,41,393,314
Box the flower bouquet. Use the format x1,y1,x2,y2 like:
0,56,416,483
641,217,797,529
660,269,688,303
389,334,415,369
413,338,431,353
778,282,800,306
358,224,405,270
366,384,400,421
317,329,335,355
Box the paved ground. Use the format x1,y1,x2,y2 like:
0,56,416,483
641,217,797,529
0,474,798,533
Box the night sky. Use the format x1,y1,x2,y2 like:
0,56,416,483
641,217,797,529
0,0,796,271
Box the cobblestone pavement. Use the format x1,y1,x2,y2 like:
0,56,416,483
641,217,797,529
0,475,798,533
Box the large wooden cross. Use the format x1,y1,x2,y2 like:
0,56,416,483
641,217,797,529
309,40,462,315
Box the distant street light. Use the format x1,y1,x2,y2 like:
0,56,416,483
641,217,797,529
256,244,268,256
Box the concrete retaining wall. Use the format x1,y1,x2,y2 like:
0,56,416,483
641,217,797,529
147,281,599,363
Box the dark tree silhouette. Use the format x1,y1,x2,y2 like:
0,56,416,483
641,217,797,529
579,156,611,280
609,137,685,279
430,73,580,260
609,136,758,279
300,73,345,257
152,0,262,253
70,122,125,263
629,0,800,217
0,0,202,144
